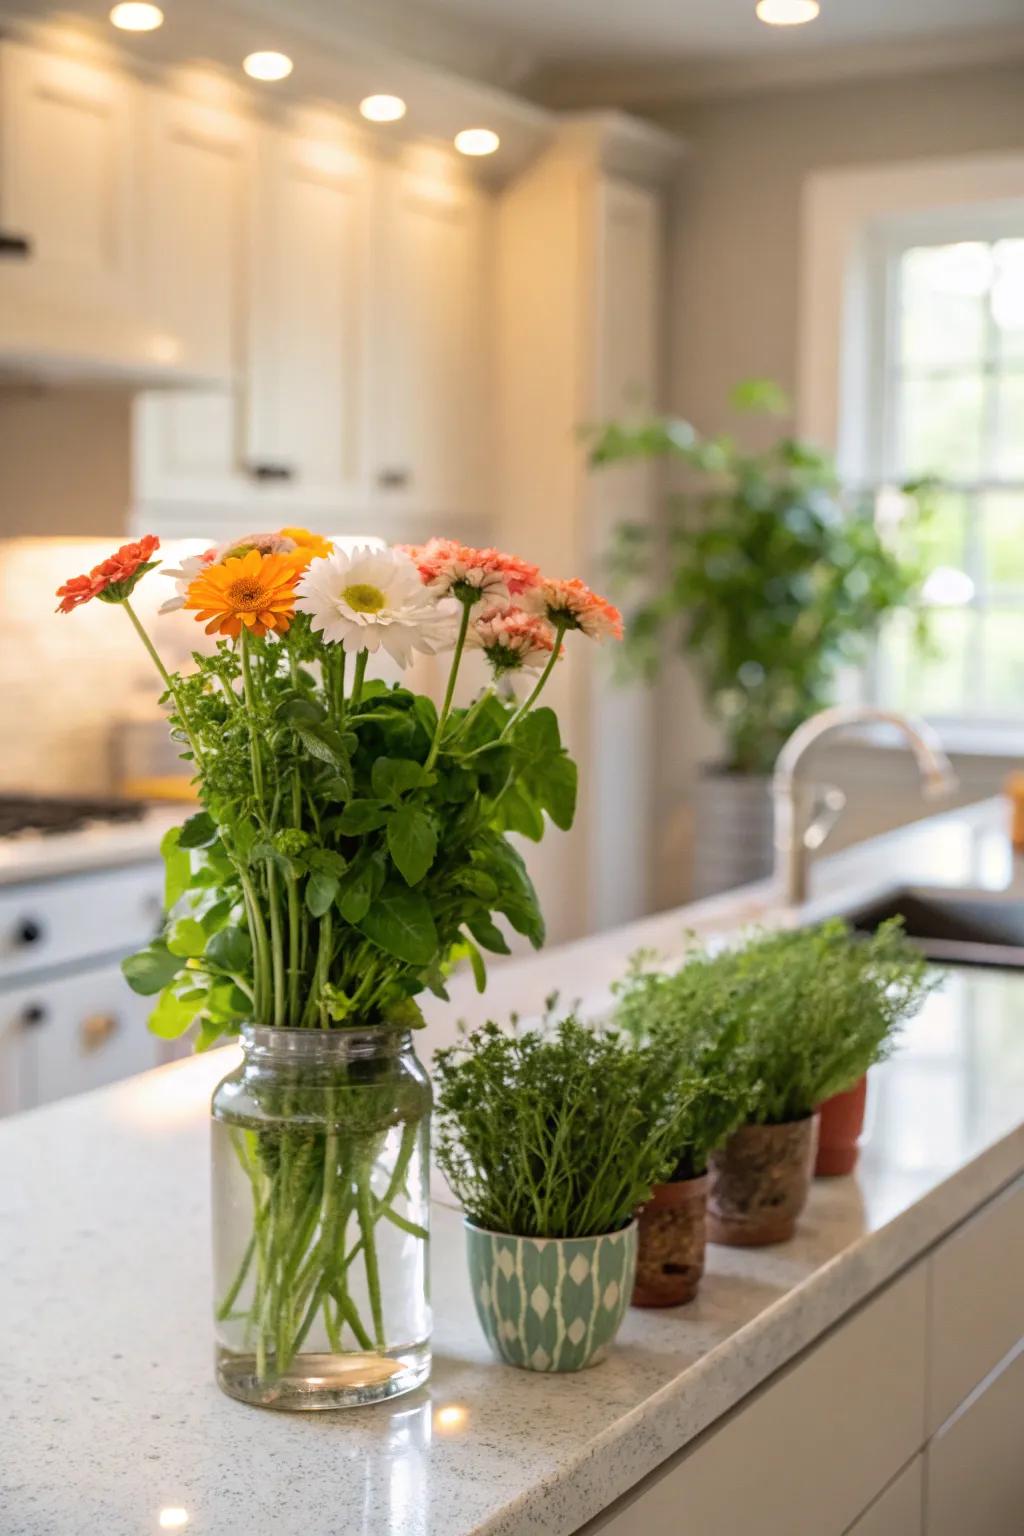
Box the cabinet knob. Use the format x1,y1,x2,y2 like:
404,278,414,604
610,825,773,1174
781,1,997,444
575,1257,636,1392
15,917,44,947
21,1003,47,1029
0,232,32,259
377,467,411,491
245,462,295,482
81,1013,119,1052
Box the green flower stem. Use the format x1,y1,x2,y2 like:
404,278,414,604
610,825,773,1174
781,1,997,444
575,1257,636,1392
501,618,568,736
239,629,265,805
426,594,474,770
356,1163,386,1348
350,650,368,708
239,869,272,1024
122,599,204,767
267,861,286,1029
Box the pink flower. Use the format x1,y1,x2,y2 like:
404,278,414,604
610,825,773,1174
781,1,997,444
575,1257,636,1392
468,609,562,676
528,577,623,641
400,539,539,616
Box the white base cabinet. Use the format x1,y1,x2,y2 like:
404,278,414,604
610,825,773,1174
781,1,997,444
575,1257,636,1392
582,1176,1024,1536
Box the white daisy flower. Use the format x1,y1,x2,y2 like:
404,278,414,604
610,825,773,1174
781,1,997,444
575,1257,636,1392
295,545,459,667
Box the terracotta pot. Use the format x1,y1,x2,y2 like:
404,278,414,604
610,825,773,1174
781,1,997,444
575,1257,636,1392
707,1116,819,1247
632,1174,708,1307
816,1075,868,1177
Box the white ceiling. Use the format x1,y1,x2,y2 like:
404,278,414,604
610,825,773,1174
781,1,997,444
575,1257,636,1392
412,0,1024,67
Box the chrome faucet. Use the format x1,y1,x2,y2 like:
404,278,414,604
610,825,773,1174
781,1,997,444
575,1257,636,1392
773,705,958,907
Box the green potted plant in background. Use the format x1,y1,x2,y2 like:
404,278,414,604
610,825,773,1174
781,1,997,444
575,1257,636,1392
613,952,753,1306
590,381,932,897
434,1012,692,1371
703,919,935,1245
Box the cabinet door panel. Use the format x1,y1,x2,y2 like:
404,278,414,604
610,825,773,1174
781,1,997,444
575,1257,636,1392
926,1342,1024,1536
372,160,489,524
846,1457,923,1535
246,126,369,509
0,41,136,310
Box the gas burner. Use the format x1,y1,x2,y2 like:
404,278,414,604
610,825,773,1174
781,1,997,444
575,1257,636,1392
0,795,148,839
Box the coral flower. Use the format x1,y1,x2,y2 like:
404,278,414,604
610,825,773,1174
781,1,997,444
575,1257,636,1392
184,549,301,639
530,577,623,641
468,609,561,676
56,535,160,613
400,538,539,616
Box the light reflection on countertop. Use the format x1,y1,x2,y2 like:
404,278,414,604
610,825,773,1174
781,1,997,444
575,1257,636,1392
1,799,1023,1536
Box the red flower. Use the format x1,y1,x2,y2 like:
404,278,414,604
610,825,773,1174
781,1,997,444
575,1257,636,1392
56,535,161,614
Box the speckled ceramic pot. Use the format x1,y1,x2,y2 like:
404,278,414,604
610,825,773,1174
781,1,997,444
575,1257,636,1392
465,1219,637,1372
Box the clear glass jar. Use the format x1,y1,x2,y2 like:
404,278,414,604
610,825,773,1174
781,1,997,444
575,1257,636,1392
211,1025,432,1410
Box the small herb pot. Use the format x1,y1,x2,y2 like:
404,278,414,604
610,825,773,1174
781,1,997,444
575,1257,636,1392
465,1219,637,1372
632,1175,708,1307
815,1075,868,1177
707,1115,819,1247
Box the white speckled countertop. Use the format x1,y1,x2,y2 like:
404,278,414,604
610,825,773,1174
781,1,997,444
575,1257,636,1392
2,799,1024,1536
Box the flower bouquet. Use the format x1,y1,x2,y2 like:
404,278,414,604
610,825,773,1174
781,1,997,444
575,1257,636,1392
56,528,620,1409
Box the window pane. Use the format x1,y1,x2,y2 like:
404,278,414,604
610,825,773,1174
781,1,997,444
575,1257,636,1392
880,609,972,715
995,369,1024,478
900,244,989,372
982,490,1024,592
981,611,1024,715
992,240,1024,363
911,490,968,572
899,374,985,480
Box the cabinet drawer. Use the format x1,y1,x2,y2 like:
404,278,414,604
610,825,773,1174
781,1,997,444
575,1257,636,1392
588,1264,927,1536
926,1342,1024,1536
928,1175,1024,1433
0,864,163,982
1,959,162,1111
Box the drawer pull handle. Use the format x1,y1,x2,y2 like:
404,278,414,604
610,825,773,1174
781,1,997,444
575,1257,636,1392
16,918,44,946
246,461,295,482
0,232,32,259
21,1003,47,1029
81,1013,119,1051
377,467,411,491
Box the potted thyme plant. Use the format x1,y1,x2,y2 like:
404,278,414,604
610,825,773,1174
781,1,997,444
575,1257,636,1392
55,529,620,1410
434,1012,691,1371
613,953,753,1306
703,920,935,1245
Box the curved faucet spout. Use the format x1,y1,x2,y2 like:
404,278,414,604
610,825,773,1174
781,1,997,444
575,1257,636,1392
772,705,957,907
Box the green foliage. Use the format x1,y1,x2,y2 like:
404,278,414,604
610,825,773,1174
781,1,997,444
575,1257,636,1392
620,920,936,1128
612,949,755,1176
122,622,576,1045
590,385,935,774
434,1011,695,1239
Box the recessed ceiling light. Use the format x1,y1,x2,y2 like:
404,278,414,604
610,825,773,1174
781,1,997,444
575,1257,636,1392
359,94,407,123
454,128,499,157
755,0,820,24
109,2,164,30
242,51,293,82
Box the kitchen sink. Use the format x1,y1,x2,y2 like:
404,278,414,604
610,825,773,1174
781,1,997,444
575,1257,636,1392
844,887,1024,970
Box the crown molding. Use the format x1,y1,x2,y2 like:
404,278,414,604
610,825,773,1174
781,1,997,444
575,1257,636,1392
530,22,1024,111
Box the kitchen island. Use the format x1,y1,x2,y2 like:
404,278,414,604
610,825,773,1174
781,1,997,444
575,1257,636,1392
2,799,1023,1535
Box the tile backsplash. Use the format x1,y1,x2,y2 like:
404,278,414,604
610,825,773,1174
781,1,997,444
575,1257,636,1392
0,537,210,794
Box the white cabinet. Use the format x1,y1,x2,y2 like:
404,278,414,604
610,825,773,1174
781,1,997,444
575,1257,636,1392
244,117,371,516
926,1343,1024,1536
369,153,490,527
133,87,253,524
847,1458,923,1536
0,40,137,314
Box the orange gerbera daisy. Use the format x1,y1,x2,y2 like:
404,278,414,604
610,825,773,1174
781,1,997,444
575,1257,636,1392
184,548,300,639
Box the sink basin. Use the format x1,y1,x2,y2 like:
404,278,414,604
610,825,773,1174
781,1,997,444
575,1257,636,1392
844,887,1024,969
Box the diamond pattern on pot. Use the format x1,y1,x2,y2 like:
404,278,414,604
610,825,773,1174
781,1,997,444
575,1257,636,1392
568,1253,590,1285
530,1347,550,1371
530,1284,551,1319
567,1317,586,1346
496,1247,516,1279
602,1281,620,1310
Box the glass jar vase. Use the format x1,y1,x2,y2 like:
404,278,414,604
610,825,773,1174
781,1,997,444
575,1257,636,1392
211,1025,432,1410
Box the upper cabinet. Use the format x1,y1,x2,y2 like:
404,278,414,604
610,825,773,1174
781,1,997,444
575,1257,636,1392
244,116,371,514
369,153,490,529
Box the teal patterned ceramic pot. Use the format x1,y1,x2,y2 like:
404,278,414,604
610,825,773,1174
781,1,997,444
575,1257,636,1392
465,1219,638,1372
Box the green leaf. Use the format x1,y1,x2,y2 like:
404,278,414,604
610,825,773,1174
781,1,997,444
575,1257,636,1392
372,757,427,802
336,863,375,924
160,826,190,911
467,912,511,955
457,868,498,901
338,799,388,834
276,697,325,725
358,883,438,966
199,896,234,937
294,722,350,768
148,987,199,1040
306,871,340,918
122,941,183,996
204,926,252,974
166,917,207,958
387,805,437,886
463,935,487,992
178,811,217,849
306,848,348,877
321,775,353,804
